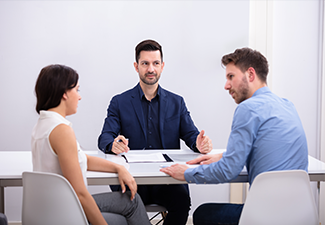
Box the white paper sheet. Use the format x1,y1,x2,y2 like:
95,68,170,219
122,152,167,163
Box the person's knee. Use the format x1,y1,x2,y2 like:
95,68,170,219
101,212,128,225
0,213,8,225
193,203,220,224
193,204,207,223
132,193,143,205
193,203,244,225
125,192,146,211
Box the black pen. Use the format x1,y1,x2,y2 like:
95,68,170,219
121,154,128,163
116,138,128,143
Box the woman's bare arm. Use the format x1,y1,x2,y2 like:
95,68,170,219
50,124,107,225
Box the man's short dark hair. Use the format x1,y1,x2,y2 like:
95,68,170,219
135,39,163,63
35,64,79,114
221,47,269,83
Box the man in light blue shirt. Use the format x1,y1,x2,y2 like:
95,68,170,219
160,47,308,225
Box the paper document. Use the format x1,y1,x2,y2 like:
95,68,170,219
168,153,202,162
121,153,168,163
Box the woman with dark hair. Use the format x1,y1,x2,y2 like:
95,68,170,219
32,64,150,225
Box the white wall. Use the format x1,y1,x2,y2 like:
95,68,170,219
271,0,321,159
0,1,249,222
270,1,322,221
1,0,322,223
0,1,249,152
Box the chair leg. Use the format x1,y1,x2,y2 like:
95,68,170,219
161,211,167,219
154,211,167,225
149,212,161,222
149,211,167,225
155,218,164,225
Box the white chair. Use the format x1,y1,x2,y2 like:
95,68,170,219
146,204,167,225
22,171,88,225
239,170,319,225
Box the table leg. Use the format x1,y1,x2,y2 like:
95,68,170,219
0,186,4,213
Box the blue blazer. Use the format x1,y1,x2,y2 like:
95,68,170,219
98,83,200,153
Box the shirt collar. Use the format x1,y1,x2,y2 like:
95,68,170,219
252,86,271,98
137,83,161,100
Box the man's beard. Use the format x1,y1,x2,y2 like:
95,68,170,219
233,76,249,104
140,73,160,85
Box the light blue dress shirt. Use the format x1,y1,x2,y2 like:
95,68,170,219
184,87,308,185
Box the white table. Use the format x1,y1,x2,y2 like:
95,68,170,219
1,149,325,214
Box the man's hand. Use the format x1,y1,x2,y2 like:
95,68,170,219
116,165,137,200
196,130,213,154
187,153,223,165
160,164,189,181
111,135,130,154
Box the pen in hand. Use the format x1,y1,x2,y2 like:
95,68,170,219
116,138,129,143
112,136,129,154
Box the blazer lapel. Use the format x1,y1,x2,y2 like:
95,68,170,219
159,88,168,148
130,85,146,140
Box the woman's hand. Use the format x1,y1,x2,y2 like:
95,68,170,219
86,155,137,200
116,165,137,200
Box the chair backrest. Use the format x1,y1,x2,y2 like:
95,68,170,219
239,170,318,225
22,171,88,225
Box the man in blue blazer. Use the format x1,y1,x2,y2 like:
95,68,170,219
98,39,212,225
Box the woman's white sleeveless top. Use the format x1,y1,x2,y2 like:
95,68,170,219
31,110,88,186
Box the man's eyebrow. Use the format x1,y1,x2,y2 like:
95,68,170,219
226,73,232,78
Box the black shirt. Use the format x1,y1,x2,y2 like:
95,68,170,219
139,85,163,149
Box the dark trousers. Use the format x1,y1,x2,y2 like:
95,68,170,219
111,184,191,225
193,203,244,225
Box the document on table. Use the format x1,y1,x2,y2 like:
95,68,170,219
121,152,171,163
168,153,202,162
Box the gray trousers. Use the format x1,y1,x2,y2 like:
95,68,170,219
92,191,151,225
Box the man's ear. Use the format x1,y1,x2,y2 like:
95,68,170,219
134,62,139,73
247,67,256,82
